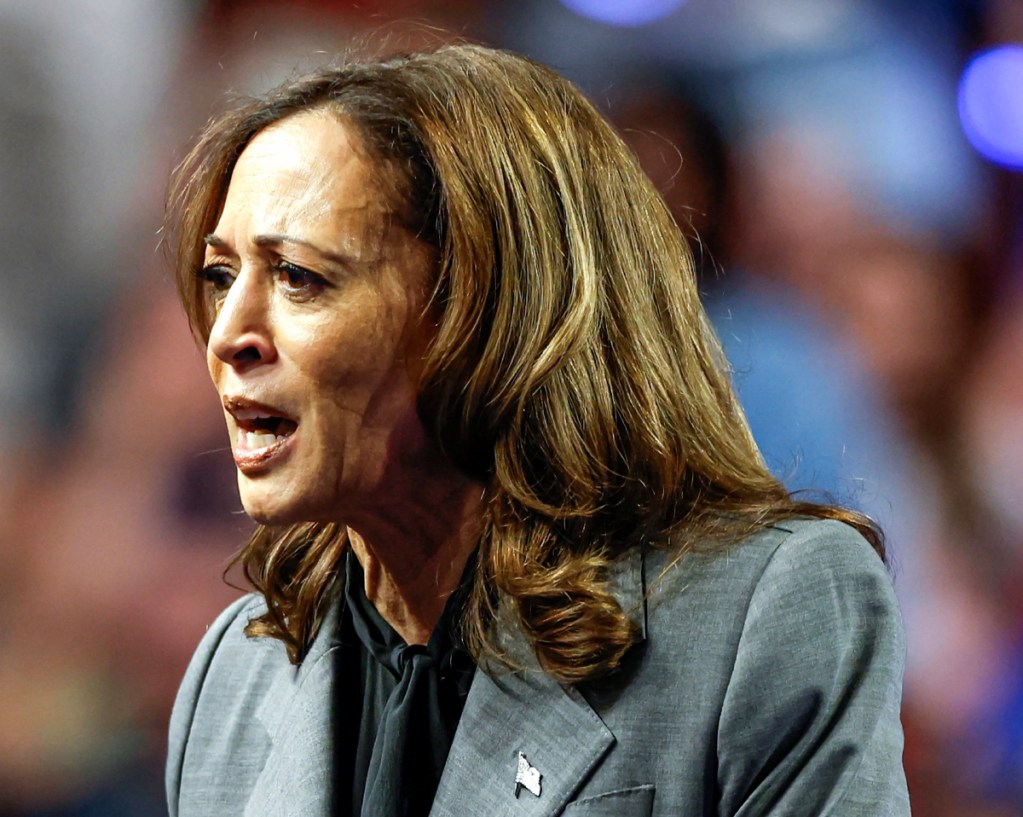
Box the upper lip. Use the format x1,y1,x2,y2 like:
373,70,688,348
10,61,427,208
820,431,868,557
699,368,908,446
222,396,296,423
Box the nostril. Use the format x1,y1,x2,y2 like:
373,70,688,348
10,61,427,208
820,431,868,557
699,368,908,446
233,346,263,365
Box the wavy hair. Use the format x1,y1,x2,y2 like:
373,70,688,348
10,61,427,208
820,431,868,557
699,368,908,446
167,44,883,684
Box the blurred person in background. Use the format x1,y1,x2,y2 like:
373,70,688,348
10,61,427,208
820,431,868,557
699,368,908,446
949,282,1023,810
165,43,907,817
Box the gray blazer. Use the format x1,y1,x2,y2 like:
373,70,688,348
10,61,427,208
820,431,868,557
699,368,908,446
166,519,910,816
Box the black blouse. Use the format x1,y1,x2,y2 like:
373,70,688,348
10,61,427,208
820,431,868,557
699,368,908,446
334,550,476,817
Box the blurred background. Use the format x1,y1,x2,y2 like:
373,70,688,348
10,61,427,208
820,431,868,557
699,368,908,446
0,0,1020,813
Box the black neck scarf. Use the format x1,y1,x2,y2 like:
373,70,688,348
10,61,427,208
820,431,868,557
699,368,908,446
335,550,476,817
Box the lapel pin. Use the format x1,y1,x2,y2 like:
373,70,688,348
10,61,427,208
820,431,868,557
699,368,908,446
514,751,542,798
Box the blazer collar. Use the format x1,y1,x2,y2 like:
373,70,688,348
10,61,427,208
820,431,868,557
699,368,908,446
430,545,647,817
244,545,647,817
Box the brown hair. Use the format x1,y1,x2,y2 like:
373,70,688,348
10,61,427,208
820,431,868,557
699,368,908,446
167,44,883,684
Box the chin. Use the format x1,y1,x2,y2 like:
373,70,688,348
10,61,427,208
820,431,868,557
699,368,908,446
239,481,342,527
241,501,290,527
238,482,304,526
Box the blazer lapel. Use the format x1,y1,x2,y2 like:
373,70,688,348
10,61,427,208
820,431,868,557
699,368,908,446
239,547,647,817
245,604,342,817
431,547,648,817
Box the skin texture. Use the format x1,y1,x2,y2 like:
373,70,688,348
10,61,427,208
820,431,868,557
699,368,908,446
203,111,482,644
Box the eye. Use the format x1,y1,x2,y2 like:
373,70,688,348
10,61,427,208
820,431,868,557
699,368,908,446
274,260,326,296
196,264,236,295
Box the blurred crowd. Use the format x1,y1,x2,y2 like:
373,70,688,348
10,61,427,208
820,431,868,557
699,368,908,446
0,0,1020,814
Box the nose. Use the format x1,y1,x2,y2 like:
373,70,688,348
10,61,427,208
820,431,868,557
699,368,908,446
207,270,277,374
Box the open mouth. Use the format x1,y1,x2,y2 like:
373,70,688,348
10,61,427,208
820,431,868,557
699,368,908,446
235,413,298,451
224,398,299,468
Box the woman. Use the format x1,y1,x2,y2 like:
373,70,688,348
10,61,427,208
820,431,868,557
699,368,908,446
165,44,909,816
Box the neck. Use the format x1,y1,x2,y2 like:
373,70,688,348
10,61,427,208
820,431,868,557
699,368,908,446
347,474,484,646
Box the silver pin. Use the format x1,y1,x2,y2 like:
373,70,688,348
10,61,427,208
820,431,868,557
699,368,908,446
514,752,542,798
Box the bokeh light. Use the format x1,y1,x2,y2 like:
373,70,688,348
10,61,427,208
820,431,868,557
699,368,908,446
557,0,688,28
959,44,1023,170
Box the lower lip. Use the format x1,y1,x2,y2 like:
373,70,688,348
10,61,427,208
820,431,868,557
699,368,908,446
233,431,297,475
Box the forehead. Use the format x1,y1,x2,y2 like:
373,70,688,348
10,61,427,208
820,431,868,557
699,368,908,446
216,110,397,239
238,109,363,180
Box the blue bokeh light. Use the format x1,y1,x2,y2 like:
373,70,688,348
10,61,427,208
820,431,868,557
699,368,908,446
959,45,1023,170
558,0,688,28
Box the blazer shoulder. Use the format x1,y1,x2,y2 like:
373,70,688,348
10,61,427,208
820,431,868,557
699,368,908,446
725,517,901,659
767,515,887,563
717,518,909,814
173,593,268,702
734,515,886,568
751,517,896,613
643,517,897,672
648,517,888,601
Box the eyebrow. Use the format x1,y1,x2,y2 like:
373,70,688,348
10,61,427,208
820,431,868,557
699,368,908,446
203,234,231,251
203,233,353,267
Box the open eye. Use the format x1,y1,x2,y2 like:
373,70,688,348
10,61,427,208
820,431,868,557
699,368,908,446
274,260,326,295
196,264,236,294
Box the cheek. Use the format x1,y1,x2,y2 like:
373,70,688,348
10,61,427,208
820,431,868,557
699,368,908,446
289,296,416,393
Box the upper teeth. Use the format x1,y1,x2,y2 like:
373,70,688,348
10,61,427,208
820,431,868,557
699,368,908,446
232,408,279,421
243,430,282,450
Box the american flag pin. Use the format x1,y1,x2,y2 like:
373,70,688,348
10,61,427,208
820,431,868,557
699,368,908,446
514,751,542,798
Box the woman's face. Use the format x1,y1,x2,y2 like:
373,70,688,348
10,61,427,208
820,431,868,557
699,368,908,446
200,110,438,525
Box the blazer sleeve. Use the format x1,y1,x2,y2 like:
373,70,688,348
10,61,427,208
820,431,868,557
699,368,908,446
166,594,258,817
716,520,911,816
